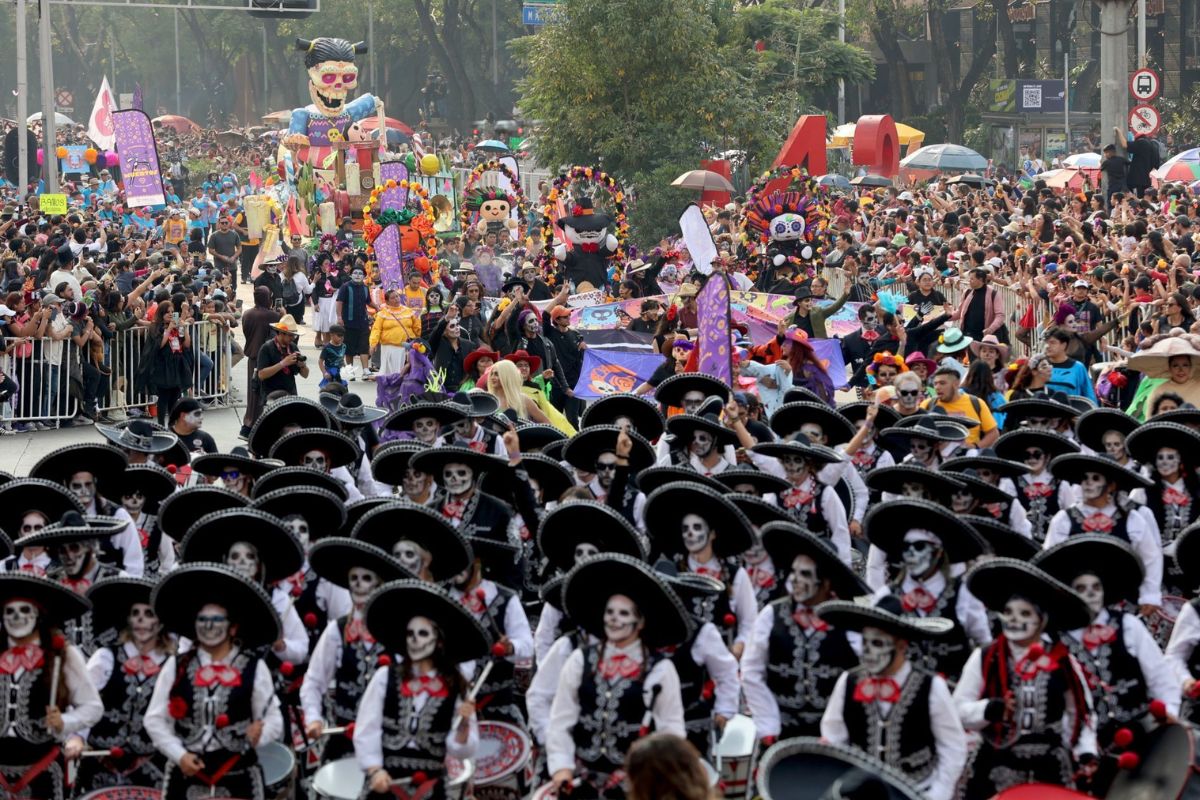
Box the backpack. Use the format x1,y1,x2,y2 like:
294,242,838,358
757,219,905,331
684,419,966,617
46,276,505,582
281,275,300,306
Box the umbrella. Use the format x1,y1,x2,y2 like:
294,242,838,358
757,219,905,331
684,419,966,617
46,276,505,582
1062,152,1101,169
900,144,987,172
216,130,248,147
475,139,510,153
152,115,200,134
944,173,995,187
814,173,852,190
1190,180,1200,196
671,169,735,192
850,174,893,187
357,116,415,136
262,109,292,125
1037,167,1089,191
1152,148,1200,184
829,122,925,149
27,111,75,126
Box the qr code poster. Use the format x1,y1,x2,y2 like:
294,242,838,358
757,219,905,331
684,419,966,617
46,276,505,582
1022,84,1043,109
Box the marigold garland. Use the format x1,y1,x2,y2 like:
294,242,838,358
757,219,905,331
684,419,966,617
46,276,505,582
359,179,438,286
459,160,530,233
538,165,629,273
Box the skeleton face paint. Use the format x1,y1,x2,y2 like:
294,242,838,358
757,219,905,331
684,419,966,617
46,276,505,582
406,616,437,661
780,454,808,483
603,594,642,644
282,514,311,552
681,514,712,555
790,554,820,604
401,468,431,500
226,541,260,582
392,540,428,574
901,533,941,578
128,602,161,645
573,542,599,564
690,430,715,458
182,410,204,429
451,419,475,439
799,423,825,444
1079,471,1110,502
1000,597,1044,645
195,603,231,648
1156,448,1183,479
950,490,976,513
348,567,380,606
900,482,929,500
1101,431,1127,462
860,627,897,675
68,471,96,507
1071,574,1105,615
302,450,329,473
122,489,146,515
59,541,94,577
412,417,441,445
681,391,705,415
442,463,474,496
909,438,933,463
3,600,37,639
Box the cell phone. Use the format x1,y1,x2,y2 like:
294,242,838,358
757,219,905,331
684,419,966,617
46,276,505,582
172,312,180,324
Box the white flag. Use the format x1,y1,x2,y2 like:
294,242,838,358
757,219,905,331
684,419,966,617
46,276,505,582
86,77,116,150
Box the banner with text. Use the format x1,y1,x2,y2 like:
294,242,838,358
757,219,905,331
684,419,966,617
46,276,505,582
112,110,165,207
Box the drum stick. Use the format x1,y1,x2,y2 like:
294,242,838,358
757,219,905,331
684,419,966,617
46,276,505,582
79,749,114,758
467,659,495,701
48,655,62,708
320,725,349,737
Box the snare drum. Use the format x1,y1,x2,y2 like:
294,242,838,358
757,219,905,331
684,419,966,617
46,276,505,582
78,790,163,800
993,785,1092,799
445,759,474,800
256,741,295,800
311,757,364,799
714,714,758,800
446,721,532,800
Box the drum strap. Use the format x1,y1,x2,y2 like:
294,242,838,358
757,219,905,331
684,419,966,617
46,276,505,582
0,745,59,795
193,753,242,787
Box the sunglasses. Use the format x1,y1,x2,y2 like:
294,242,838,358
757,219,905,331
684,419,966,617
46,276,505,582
1023,449,1045,461
220,469,242,481
897,389,921,398
594,462,619,473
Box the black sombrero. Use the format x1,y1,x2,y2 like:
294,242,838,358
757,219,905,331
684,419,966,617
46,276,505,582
999,391,1085,428
111,465,177,514
1075,407,1141,454
86,577,157,640
365,579,491,662
994,429,1081,462
562,553,693,649
756,736,926,800
963,515,1040,560
1175,522,1200,592
248,396,332,457
945,469,1012,506
19,511,127,549
156,485,248,539
351,503,473,581
341,497,394,537
558,196,614,231
1049,453,1152,492
837,401,901,430
319,392,388,426
712,468,791,496
1151,405,1200,429
636,466,726,496
0,530,14,560
152,563,280,647
966,557,1093,631
369,442,429,485
643,482,754,558
1126,421,1200,467
769,401,856,444
465,535,521,582
269,429,361,470
157,436,193,471
178,508,303,583
864,464,965,500
1033,534,1143,606
0,479,85,539
864,497,986,563
562,426,655,473
97,420,179,454
751,439,844,466
190,451,277,481
456,390,501,418
729,493,792,529
880,415,968,444
309,537,414,589
940,447,1030,479
381,401,468,433
539,572,567,612
409,443,506,480
538,501,647,573
0,471,12,487
782,386,828,405
816,594,954,641
665,412,740,448
653,559,725,624
0,573,91,623
654,372,731,409
579,394,665,441
514,454,575,503
252,486,347,539
761,521,868,600
515,424,567,453
541,439,567,461
29,443,128,487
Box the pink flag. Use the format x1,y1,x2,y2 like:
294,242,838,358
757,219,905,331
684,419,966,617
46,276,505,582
87,77,116,151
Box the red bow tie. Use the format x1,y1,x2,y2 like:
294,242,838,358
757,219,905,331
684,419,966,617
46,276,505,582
853,676,901,704
137,527,151,550
1024,482,1054,499
17,563,44,577
467,441,488,453
693,566,720,578
579,243,601,253
748,566,775,589
1082,623,1117,650
1081,513,1115,533
861,330,880,343
460,587,487,615
781,487,815,509
0,645,44,675
285,570,308,598
1163,487,1192,507
441,500,467,521
344,618,375,644
194,663,243,689
123,654,161,678
984,502,1005,519
791,607,828,631
598,653,642,680
851,449,876,468
62,576,91,594
402,675,448,698
1014,646,1058,680
901,586,937,613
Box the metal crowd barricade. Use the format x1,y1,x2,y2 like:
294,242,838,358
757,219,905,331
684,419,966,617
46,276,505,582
0,335,81,425
99,324,156,415
189,318,233,406
97,318,232,415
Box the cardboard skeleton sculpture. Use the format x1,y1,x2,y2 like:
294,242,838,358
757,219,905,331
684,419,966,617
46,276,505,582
283,37,380,154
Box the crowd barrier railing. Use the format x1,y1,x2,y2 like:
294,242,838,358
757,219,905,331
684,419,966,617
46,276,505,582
1,335,81,425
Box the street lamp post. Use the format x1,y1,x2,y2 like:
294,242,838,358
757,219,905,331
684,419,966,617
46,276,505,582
38,0,58,192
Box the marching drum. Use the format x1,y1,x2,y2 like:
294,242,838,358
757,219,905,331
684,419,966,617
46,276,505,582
256,741,295,799
992,786,1091,799
446,721,532,800
445,759,474,800
1108,719,1194,800
78,790,163,800
714,714,758,799
311,757,364,799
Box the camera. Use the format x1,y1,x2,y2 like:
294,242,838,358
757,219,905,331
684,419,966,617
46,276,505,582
295,353,307,363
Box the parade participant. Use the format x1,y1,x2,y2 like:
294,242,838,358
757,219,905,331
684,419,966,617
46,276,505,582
653,372,730,416
754,737,928,800
381,398,461,447
998,390,1087,437
1125,420,1200,591
246,395,332,459
1075,406,1141,467
112,464,179,576
75,577,171,790
444,391,508,456
954,558,1097,796
409,444,520,546
578,393,666,442
369,441,440,505
546,554,691,798
658,410,740,474
1043,452,1162,613
940,447,1033,536
269,428,366,503
0,573,102,800
643,482,756,656
0,479,84,576
354,579,487,797
879,414,970,468
190,448,275,498
320,392,392,495
98,419,181,466
944,468,1029,531
562,426,656,522
253,464,351,503
1165,522,1200,723
144,563,284,800
299,538,411,763
865,463,966,506
352,503,474,587
29,443,144,575
155,485,249,557
749,439,852,565
816,594,967,800
964,514,1041,560
743,522,867,743
995,428,1081,543
837,401,900,480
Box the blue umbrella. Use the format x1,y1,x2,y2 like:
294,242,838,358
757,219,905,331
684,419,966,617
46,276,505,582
900,144,987,172
475,139,510,153
815,173,852,190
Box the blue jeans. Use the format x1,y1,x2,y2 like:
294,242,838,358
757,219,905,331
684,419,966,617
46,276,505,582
41,364,59,418
197,351,214,393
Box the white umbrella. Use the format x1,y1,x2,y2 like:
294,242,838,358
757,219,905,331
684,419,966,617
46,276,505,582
1062,153,1101,169
900,144,987,172
27,111,75,126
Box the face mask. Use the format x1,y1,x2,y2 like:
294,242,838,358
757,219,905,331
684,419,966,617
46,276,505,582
901,535,941,578
790,555,819,604
1000,598,1043,644
861,628,897,675
681,514,711,554
348,567,380,606
1071,574,1104,615
442,464,474,495
603,594,641,644
3,601,37,639
195,604,231,648
226,542,259,582
128,603,162,645
406,616,437,661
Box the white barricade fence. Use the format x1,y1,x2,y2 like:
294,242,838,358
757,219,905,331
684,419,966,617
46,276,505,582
0,335,81,424
96,318,232,415
189,318,234,405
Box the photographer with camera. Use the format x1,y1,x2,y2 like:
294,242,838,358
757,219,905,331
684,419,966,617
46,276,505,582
256,314,309,401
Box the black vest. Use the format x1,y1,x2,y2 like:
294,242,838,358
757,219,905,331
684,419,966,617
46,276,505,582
765,599,859,737
1065,506,1130,542
476,586,517,703
1064,612,1149,737
379,664,457,776
0,643,55,747
842,666,937,785
1015,476,1063,543
669,630,712,734
676,557,740,641
572,644,661,775
780,485,831,538
291,570,329,654
979,639,1073,752
48,561,122,657
94,497,127,568
129,511,165,577
89,645,163,756
168,650,260,756
888,577,973,680
1146,481,1199,548
326,616,386,726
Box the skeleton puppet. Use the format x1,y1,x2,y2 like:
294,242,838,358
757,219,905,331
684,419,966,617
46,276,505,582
283,37,379,155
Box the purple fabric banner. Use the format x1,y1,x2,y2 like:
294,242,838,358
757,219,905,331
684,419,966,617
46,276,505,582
697,274,733,383
379,162,408,212
112,110,164,207
572,350,666,399
374,224,403,294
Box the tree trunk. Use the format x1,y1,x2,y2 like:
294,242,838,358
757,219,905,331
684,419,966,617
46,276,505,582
411,0,477,126
872,26,915,119
935,5,996,142
991,0,1020,77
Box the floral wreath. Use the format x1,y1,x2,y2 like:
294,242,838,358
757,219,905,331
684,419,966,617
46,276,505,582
866,351,908,376
458,160,530,232
360,179,438,285
739,165,828,250
538,165,629,272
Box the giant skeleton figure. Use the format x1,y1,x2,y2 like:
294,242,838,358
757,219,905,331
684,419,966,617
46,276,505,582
283,37,380,155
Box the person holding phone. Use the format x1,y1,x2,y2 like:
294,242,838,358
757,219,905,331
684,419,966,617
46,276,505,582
148,301,194,426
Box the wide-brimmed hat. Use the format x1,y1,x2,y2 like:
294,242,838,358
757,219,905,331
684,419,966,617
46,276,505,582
712,468,791,496
97,420,179,454
940,448,1030,479
0,479,85,540
935,327,973,354
382,401,468,433
341,498,393,537
729,494,792,529
29,443,128,487
994,429,1080,462
504,349,542,374
252,466,349,501
963,515,1040,560
579,394,666,440
369,442,428,485
837,401,901,430
365,579,491,662
562,554,693,648
903,351,939,373
178,508,303,583
1173,521,1200,592
156,485,248,539
1075,407,1141,454
1127,334,1200,379
409,444,506,480
463,346,501,375
319,392,388,426
966,557,1093,631
558,196,614,231
1049,453,1152,492
110,465,177,514
0,574,91,623
562,426,655,473
635,466,726,496
643,482,754,558
1033,534,1143,606
18,511,127,550
190,451,277,481
969,334,1010,363
652,559,725,624
252,486,347,539
268,314,300,334
752,439,845,466
999,392,1085,428
1150,405,1200,428
757,737,926,800
945,469,1012,505
769,402,855,444
665,412,740,449
654,372,731,409
1126,421,1200,467
864,498,985,563
152,563,280,647
761,521,868,600
816,594,954,641
508,453,574,503
86,577,157,640
782,387,829,406
464,535,521,583
513,424,567,453
351,503,473,581
248,397,332,457
269,429,360,470
309,537,414,589
539,502,647,572
880,415,968,445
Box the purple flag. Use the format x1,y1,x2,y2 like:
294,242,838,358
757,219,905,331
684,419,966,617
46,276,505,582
697,274,732,383
374,224,403,293
379,162,408,212
572,349,666,399
112,110,164,207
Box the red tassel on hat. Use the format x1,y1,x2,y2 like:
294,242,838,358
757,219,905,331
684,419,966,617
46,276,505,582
166,464,177,475
722,613,736,627
491,642,507,657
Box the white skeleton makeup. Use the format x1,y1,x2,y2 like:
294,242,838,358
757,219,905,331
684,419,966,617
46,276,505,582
1070,574,1105,615
3,600,37,639
442,463,474,496
68,471,97,507
406,616,437,661
1101,431,1127,462
900,482,929,499
401,468,431,501
182,410,204,429
743,543,768,566
909,438,934,464
790,554,820,604
595,455,619,490
901,532,941,578
347,567,380,606
1156,448,1183,480
392,540,429,575
302,450,330,473
603,594,642,645
451,419,475,439
282,515,311,552
226,542,260,583
128,602,161,645
860,627,897,675
1079,471,1110,502
680,391,706,416
194,603,231,648
412,417,441,445
573,542,600,564
59,541,95,577
690,430,715,458
798,423,825,444
950,490,976,514
1000,597,1045,645
1023,448,1047,473
681,514,712,555
780,454,810,484
122,489,146,515
612,415,634,434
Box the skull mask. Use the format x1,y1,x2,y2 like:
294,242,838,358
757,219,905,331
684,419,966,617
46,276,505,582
790,554,820,604
303,38,362,117
68,471,96,507
690,430,715,458
347,566,380,606
226,541,260,583
1071,574,1105,615
406,616,438,661
122,489,145,515
573,542,599,564
59,541,95,578
402,468,431,501
128,602,161,645
282,514,311,552
603,594,642,644
442,463,474,496
3,600,37,639
681,514,712,555
901,532,941,579
770,213,806,242
412,417,441,445
1156,448,1183,480
302,450,329,473
1000,597,1044,645
1079,471,1110,502
392,540,428,574
860,627,897,675
681,391,706,416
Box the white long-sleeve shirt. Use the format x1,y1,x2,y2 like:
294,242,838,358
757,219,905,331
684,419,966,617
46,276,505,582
353,666,477,772
534,605,564,667
299,614,372,727
871,574,992,650
686,555,757,647
1063,608,1180,717
270,586,313,665
0,640,101,741
821,661,967,800
127,511,176,573
1165,600,1200,687
330,467,366,503
1043,502,1163,607
527,633,595,746
90,501,145,577
144,648,282,765
688,621,741,720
